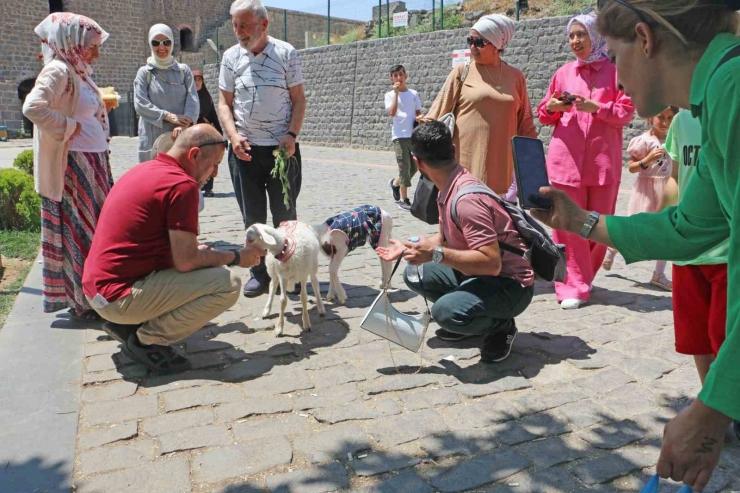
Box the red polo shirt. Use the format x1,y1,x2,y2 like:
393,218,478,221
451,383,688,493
83,153,200,302
437,165,535,287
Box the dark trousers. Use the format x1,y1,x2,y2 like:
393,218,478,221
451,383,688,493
404,262,534,335
228,143,302,279
202,176,214,193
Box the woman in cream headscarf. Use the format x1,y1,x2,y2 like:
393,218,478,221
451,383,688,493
23,12,113,320
134,24,199,162
422,14,537,195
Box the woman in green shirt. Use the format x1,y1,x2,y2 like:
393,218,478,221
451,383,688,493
532,0,740,490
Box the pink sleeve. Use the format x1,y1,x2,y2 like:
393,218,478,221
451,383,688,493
627,135,648,160
594,91,635,127
537,72,561,126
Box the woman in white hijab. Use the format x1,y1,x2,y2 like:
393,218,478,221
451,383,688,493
133,24,199,162
422,14,537,195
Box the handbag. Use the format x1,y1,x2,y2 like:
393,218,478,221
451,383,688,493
360,258,431,353
410,62,470,225
639,475,692,493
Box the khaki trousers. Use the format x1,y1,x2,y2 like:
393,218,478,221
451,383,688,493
93,267,241,346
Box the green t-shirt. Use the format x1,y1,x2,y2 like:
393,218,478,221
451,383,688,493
665,109,729,265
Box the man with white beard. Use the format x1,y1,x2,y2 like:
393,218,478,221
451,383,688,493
218,0,307,297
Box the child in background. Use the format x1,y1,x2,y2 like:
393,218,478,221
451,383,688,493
661,109,736,439
386,65,422,211
602,106,677,292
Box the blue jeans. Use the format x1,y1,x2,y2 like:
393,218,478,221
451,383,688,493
404,262,533,336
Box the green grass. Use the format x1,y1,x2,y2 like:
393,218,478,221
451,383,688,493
1,229,41,328
1,229,40,260
553,0,596,16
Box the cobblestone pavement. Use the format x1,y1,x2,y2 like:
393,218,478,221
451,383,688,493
71,137,740,493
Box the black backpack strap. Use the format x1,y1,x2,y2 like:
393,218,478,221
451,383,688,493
450,185,526,258
693,44,740,118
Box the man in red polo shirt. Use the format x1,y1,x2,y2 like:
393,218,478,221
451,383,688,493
83,124,263,373
378,121,534,363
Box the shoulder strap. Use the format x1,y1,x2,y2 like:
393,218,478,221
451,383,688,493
452,62,471,110
716,44,740,72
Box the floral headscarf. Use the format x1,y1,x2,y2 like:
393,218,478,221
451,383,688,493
567,12,609,65
34,13,110,137
35,12,109,79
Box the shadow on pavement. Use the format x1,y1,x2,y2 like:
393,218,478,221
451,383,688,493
0,457,69,493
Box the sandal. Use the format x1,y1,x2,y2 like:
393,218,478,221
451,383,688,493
650,272,673,292
68,308,102,322
122,334,192,373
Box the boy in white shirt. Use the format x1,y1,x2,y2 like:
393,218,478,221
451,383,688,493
385,65,422,211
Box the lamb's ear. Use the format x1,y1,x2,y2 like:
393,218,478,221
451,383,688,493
262,231,277,246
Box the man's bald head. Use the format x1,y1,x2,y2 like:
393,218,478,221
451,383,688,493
169,124,227,187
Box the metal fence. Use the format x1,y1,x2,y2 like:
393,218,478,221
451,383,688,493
109,91,137,138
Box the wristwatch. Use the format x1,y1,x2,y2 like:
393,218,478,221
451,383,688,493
639,160,648,170
579,211,600,239
227,250,241,267
287,131,298,139
432,246,444,263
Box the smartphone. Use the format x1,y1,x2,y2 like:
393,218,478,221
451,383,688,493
559,91,576,104
511,136,552,210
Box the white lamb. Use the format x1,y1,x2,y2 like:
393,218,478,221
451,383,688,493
245,221,325,337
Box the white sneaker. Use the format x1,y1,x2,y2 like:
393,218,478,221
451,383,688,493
561,299,584,310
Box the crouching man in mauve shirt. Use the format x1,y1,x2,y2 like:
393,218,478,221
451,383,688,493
82,124,264,373
378,121,535,363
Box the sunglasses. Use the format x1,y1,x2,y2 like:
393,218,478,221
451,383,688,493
467,36,491,48
198,139,229,149
151,39,173,48
597,0,650,23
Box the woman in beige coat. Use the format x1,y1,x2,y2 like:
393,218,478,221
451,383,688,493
23,12,113,321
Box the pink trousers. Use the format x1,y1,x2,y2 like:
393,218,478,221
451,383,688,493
552,182,620,302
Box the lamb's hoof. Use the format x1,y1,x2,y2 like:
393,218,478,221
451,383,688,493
274,328,284,338
326,294,334,303
262,309,271,319
338,297,347,305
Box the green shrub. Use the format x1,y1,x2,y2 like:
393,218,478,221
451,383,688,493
0,169,41,231
12,149,34,176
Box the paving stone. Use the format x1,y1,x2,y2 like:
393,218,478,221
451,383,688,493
86,353,133,372
454,375,532,398
308,364,366,388
158,424,232,454
568,348,627,370
162,385,244,412
515,434,591,468
417,428,500,458
141,409,215,437
192,437,293,484
294,383,363,410
555,401,616,429
79,440,156,475
616,469,733,493
484,466,583,493
596,383,661,418
298,350,350,370
233,413,313,441
429,449,530,492
139,372,218,394
351,451,422,476
400,388,460,411
216,395,293,421
314,398,401,424
82,365,148,384
81,380,138,403
79,421,139,450
578,418,644,449
185,331,247,353
573,368,636,394
352,470,433,493
81,394,158,426
440,399,522,430
366,374,441,395
494,412,570,445
216,358,275,382
515,384,588,415
579,311,627,328
367,409,448,446
571,325,625,345
618,357,676,381
294,424,371,464
75,456,191,493
85,340,124,357
266,461,349,493
572,441,661,485
242,370,314,397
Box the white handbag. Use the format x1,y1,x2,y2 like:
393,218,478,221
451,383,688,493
360,259,431,353
436,61,470,137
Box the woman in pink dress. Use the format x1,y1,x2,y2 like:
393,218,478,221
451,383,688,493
537,12,635,309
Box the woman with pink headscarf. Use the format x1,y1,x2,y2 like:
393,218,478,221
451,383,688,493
23,12,113,321
423,14,537,195
537,12,635,310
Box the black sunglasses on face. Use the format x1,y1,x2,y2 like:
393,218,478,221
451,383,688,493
151,39,173,48
597,0,650,24
467,36,490,48
198,140,229,150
